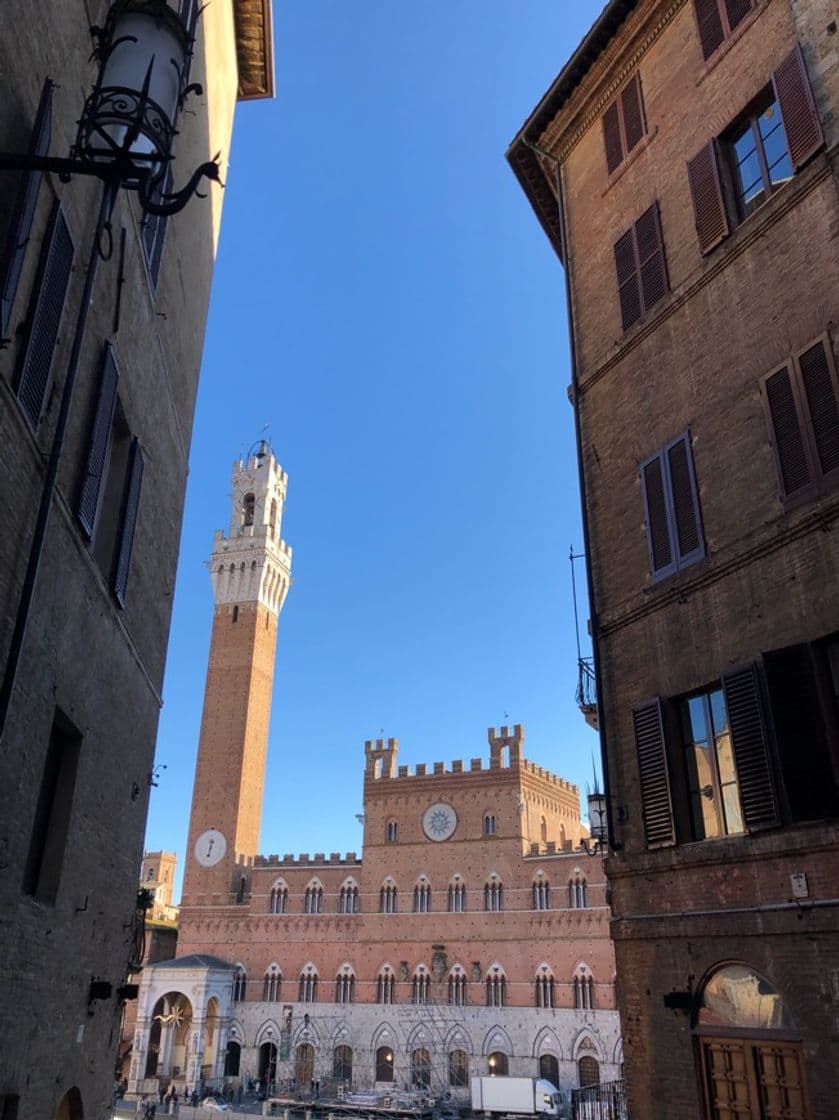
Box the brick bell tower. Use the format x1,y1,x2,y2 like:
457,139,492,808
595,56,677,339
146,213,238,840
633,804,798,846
181,443,291,906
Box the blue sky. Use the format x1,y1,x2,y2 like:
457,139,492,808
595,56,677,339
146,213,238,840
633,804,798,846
146,1,605,892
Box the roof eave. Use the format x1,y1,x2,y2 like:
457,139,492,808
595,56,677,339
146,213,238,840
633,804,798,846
234,0,276,102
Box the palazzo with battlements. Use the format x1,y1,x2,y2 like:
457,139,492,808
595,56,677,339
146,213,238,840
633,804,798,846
128,449,622,1107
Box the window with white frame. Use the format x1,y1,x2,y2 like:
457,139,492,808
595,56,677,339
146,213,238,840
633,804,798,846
533,874,550,910
377,967,395,1005
339,880,359,914
449,966,468,1007
304,881,323,915
412,966,430,1005
535,966,555,1009
574,967,595,1010
386,819,398,843
380,880,398,914
486,966,506,1007
232,966,247,1002
484,814,497,837
569,875,587,908
413,878,431,913
448,876,466,912
269,881,288,914
263,965,282,1002
484,875,503,912
335,965,355,1004
299,964,318,1003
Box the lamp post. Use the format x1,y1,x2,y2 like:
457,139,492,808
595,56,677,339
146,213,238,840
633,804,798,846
579,791,609,856
0,0,222,738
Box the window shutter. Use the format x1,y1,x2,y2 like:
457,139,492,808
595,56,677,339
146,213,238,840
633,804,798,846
797,339,839,482
633,700,676,847
762,365,814,500
113,438,144,607
722,664,780,832
763,644,839,822
0,79,53,339
16,204,74,430
693,0,725,61
723,0,752,33
641,452,676,578
635,204,668,315
77,345,119,539
687,141,729,255
614,227,642,331
602,101,624,176
773,45,824,172
620,74,645,154
666,434,704,565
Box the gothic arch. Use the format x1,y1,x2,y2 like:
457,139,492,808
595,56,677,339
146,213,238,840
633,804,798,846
406,1022,434,1051
227,1018,246,1046
482,1025,513,1057
254,1019,282,1047
331,1019,351,1045
371,1021,397,1052
612,1037,624,1065
532,1026,563,1061
444,1025,472,1053
292,1018,319,1048
571,1029,605,1063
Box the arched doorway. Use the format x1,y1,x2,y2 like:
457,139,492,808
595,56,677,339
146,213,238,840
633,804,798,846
488,1051,509,1076
54,1088,83,1120
376,1046,394,1083
295,1042,315,1088
539,1054,560,1087
695,964,809,1119
260,1041,278,1086
225,1041,241,1077
578,1056,599,1087
145,992,192,1081
411,1048,431,1090
333,1044,352,1083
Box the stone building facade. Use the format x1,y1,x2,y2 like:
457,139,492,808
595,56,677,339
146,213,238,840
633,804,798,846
0,4,274,1118
129,453,622,1108
509,1,839,1117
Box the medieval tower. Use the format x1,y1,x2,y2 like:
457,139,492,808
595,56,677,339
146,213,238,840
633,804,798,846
182,444,292,906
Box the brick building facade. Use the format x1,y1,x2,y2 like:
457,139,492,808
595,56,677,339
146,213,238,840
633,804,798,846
509,1,839,1117
0,4,273,1117
128,451,622,1108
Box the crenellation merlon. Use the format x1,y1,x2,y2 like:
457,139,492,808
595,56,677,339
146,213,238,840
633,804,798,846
255,851,361,868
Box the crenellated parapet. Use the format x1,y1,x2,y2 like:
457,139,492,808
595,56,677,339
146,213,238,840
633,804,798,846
254,851,361,868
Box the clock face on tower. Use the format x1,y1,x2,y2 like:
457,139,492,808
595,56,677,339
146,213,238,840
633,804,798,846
422,803,457,842
194,828,227,867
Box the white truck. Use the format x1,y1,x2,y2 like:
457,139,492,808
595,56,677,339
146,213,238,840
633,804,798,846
470,1077,562,1118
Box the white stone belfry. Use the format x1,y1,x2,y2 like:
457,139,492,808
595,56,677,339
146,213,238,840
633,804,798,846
209,442,292,614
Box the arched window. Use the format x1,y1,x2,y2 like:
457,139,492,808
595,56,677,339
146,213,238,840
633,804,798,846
299,964,318,1003
263,965,282,1002
486,966,506,1007
573,967,595,1010
295,1042,314,1087
233,966,247,1002
533,874,550,910
578,1056,600,1087
259,1041,278,1085
333,1044,352,1083
242,492,255,527
412,965,430,1005
411,1048,431,1089
694,963,807,1114
484,814,497,837
376,1045,395,1083
377,967,395,1005
269,882,288,914
335,965,355,1004
488,1051,509,1076
413,877,431,913
380,880,398,914
540,816,548,843
569,874,587,908
339,880,359,914
386,819,398,843
304,881,323,915
485,875,503,912
539,1054,559,1087
225,1040,242,1077
269,498,278,538
449,965,467,1007
535,966,555,1009
449,1049,469,1087
448,876,466,912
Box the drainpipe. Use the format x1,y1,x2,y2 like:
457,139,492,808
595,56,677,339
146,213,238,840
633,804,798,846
522,138,619,852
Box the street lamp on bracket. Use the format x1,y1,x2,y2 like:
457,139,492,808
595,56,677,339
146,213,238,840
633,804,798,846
0,0,224,741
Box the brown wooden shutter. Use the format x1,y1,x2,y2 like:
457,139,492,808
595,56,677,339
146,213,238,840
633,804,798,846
666,435,704,564
602,101,623,176
762,365,814,501
0,79,53,339
635,203,668,314
773,45,824,172
694,0,725,61
722,664,780,831
687,141,729,255
641,452,675,578
621,74,645,155
633,700,676,847
723,0,752,33
614,227,641,330
16,204,73,430
797,339,839,482
77,345,119,539
113,438,144,607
